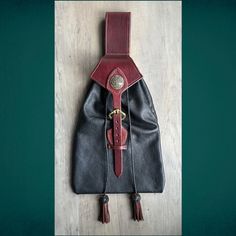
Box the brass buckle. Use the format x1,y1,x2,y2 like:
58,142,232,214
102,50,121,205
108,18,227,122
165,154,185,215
108,109,126,120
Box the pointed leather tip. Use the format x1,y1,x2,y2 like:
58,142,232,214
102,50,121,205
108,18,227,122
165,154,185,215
115,170,122,178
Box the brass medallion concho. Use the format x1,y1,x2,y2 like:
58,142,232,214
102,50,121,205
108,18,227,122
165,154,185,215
109,75,124,90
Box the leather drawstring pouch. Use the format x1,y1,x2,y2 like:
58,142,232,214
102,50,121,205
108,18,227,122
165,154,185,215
73,12,165,223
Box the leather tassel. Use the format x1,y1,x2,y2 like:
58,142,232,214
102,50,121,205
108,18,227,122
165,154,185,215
131,193,144,221
98,194,110,224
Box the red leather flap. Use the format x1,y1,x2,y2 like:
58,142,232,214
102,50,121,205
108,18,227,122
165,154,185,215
91,12,142,90
90,55,142,89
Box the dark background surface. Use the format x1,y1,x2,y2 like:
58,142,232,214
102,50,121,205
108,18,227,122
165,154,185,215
0,1,54,236
0,0,236,235
183,0,236,235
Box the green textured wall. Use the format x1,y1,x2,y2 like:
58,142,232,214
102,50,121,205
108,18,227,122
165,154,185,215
0,1,54,235
183,0,236,235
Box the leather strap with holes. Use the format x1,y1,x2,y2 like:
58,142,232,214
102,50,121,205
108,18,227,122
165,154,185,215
90,12,143,177
106,13,131,177
106,68,128,177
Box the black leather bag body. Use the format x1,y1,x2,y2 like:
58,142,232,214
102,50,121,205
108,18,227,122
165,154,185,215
72,12,165,223
73,80,165,194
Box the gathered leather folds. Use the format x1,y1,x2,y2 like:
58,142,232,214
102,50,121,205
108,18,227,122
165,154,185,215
73,79,165,193
72,12,165,194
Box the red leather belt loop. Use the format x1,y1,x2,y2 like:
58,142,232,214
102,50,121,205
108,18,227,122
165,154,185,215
105,13,131,177
105,12,130,55
90,12,143,178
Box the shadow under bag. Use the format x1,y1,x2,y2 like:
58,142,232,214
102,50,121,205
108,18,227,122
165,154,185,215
73,12,165,223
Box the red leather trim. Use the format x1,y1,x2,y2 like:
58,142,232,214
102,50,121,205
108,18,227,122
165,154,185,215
90,12,143,177
105,12,130,55
105,68,128,177
90,12,142,88
90,55,142,89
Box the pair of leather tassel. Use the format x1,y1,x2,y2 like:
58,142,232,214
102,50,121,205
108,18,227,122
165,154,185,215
131,193,144,221
98,194,110,223
98,193,144,224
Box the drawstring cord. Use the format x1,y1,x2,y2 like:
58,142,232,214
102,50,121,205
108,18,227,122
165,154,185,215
98,92,110,224
98,89,143,223
104,92,110,193
126,89,137,193
127,89,144,221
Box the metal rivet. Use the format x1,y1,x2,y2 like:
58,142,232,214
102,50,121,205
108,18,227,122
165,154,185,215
109,75,124,90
